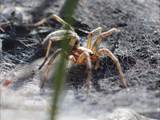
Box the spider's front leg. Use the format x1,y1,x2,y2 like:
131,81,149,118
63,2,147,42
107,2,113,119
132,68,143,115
92,28,120,52
97,48,128,88
76,51,92,92
87,27,102,49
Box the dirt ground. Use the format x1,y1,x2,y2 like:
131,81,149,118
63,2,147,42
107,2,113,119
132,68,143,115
0,0,160,119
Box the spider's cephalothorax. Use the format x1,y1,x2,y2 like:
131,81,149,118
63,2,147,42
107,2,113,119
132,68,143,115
36,15,128,89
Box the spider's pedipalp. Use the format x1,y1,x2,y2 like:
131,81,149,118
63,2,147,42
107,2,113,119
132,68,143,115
69,55,76,63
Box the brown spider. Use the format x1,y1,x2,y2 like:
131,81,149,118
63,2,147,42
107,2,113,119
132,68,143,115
36,15,128,89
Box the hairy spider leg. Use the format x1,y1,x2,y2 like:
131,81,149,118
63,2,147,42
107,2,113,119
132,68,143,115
34,14,73,30
40,49,62,88
97,48,127,88
92,28,120,52
87,27,102,49
76,51,92,92
39,39,53,70
86,27,103,69
0,26,5,32
51,15,73,30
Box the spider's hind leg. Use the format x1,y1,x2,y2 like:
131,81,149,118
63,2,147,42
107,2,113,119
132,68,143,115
38,39,53,70
40,49,62,88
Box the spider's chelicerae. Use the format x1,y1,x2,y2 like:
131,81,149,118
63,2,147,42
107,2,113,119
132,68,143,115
36,15,128,89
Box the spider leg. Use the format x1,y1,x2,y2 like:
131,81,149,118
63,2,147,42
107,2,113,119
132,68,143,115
50,15,73,30
77,52,92,92
95,59,100,70
67,55,76,68
39,39,53,70
34,17,48,27
40,49,62,88
0,26,5,32
92,28,120,52
97,48,128,88
100,28,120,38
87,27,102,49
34,14,73,30
69,55,76,63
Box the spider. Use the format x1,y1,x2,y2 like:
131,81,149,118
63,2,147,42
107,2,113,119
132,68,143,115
36,15,128,89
